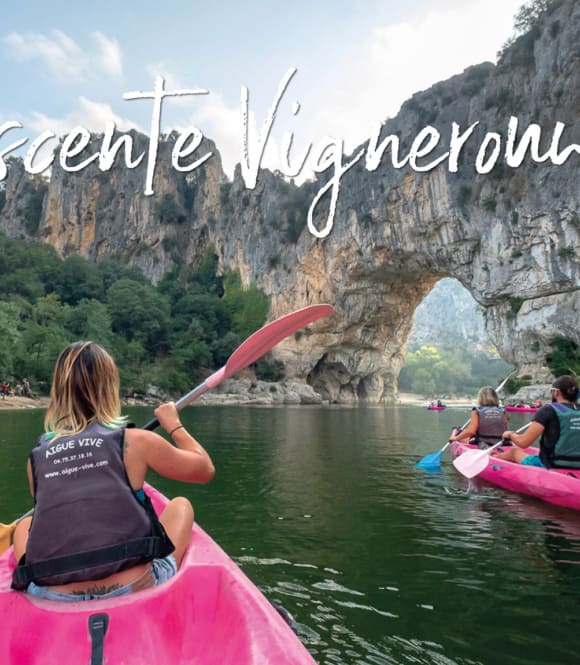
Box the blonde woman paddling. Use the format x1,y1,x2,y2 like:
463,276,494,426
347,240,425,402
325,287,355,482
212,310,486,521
11,341,215,600
449,385,508,448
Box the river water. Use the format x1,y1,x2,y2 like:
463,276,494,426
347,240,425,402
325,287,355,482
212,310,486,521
1,405,579,665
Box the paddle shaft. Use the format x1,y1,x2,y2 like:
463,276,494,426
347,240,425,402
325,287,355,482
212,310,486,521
142,304,333,431
0,305,334,554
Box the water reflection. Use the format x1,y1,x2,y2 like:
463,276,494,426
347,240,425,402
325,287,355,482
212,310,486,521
2,405,580,665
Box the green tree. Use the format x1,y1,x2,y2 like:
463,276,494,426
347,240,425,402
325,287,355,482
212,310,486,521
546,337,580,377
0,301,22,377
411,368,436,395
107,278,171,354
59,255,103,305
222,271,269,338
65,299,114,347
111,338,149,394
399,345,513,395
97,257,147,293
0,269,45,301
15,320,70,390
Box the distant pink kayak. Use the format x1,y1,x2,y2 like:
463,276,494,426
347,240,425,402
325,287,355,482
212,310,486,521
505,406,539,413
427,405,446,411
450,442,580,511
0,484,316,665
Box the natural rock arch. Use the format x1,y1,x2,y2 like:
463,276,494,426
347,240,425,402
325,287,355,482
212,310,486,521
212,0,579,401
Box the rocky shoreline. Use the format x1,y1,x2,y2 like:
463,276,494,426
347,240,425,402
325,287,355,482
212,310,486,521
0,381,554,411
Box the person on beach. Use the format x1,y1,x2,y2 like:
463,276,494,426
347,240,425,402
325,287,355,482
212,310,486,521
11,341,215,600
21,378,33,398
449,385,508,448
495,375,579,468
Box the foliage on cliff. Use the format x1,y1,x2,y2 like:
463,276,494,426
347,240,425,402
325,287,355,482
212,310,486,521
0,234,271,395
498,0,564,64
546,337,580,377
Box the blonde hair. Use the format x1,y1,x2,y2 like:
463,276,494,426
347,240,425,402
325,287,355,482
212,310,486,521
476,385,500,407
44,341,124,437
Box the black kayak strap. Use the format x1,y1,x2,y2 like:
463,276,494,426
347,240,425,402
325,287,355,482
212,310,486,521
12,536,169,589
89,613,109,665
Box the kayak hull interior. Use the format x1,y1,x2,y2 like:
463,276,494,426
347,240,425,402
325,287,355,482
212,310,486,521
450,442,580,511
0,484,316,665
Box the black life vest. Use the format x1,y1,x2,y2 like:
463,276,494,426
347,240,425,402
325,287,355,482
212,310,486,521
12,422,174,590
474,406,505,445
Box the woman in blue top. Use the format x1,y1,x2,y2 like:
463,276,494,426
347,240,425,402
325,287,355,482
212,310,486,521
497,375,579,468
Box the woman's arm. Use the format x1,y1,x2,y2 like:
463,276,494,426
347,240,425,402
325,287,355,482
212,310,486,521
124,402,215,485
450,411,478,442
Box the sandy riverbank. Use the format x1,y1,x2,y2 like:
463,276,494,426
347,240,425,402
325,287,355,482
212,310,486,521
0,395,50,410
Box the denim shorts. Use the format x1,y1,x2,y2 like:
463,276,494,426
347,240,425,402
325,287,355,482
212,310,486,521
26,555,177,602
521,454,545,468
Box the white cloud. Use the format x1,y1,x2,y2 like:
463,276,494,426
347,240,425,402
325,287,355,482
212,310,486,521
2,29,123,82
309,0,523,151
92,31,123,81
28,96,139,136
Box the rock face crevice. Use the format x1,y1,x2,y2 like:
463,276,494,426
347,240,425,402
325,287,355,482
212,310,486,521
0,0,578,401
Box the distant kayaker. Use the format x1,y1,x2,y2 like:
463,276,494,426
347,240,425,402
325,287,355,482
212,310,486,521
496,375,579,468
11,341,215,599
449,385,508,448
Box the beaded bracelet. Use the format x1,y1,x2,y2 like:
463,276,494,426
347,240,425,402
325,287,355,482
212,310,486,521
169,424,185,437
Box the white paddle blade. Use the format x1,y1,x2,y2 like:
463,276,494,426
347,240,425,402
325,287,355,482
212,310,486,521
452,451,490,479
453,441,504,478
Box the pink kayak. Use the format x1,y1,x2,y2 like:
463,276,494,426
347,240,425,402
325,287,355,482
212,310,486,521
505,406,539,413
450,442,580,511
0,484,317,665
427,405,446,411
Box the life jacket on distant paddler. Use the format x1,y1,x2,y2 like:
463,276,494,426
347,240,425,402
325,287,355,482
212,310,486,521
544,403,580,469
11,422,174,590
474,406,505,446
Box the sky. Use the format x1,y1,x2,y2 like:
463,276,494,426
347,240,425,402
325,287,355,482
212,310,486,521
0,0,525,179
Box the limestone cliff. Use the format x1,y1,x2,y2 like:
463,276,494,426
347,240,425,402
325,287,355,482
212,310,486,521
0,0,578,402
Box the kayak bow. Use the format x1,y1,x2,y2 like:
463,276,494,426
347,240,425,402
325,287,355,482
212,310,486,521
0,484,316,665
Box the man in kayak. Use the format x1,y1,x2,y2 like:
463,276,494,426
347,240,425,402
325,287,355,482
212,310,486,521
496,375,579,468
449,386,508,448
11,341,215,600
